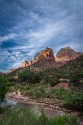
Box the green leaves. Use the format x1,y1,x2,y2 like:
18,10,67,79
18,69,41,84
0,76,9,102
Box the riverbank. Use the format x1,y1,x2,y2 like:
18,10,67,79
6,92,83,122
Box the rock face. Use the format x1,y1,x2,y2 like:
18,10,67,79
30,47,57,71
55,47,82,63
21,60,29,68
33,47,55,62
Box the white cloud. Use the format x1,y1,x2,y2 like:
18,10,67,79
11,61,23,69
0,33,17,43
28,49,37,56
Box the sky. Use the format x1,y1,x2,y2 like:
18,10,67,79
0,0,83,72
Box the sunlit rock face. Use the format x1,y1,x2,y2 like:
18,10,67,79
55,47,82,63
21,60,29,68
30,48,57,71
33,47,55,63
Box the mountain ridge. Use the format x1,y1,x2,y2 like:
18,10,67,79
6,46,83,75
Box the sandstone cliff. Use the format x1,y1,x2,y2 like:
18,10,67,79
55,47,82,63
30,47,57,71
33,47,55,63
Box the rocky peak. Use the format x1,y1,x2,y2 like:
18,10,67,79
34,47,55,62
29,47,57,72
55,46,82,62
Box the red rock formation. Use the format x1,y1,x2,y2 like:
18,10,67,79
30,47,57,71
6,46,83,74
55,47,82,63
33,47,55,63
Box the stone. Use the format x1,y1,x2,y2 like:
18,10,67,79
34,47,55,62
30,47,57,71
55,46,82,63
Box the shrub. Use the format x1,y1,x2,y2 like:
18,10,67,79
49,77,59,87
63,91,83,110
18,69,41,84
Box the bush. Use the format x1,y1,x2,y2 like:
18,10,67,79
63,91,83,110
18,69,41,84
49,77,59,87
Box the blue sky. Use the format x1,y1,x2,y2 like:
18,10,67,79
0,0,83,72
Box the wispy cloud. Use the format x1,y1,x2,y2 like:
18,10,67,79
0,0,83,72
0,33,17,43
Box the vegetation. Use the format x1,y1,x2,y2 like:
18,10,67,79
10,83,83,111
0,108,80,125
18,68,41,84
3,55,83,124
17,56,83,88
0,76,9,103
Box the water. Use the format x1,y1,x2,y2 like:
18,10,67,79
0,99,17,107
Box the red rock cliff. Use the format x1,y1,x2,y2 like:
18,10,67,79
55,47,82,63
33,47,55,63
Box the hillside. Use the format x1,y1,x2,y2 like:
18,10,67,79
60,54,83,70
6,47,83,77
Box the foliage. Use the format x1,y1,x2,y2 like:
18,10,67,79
0,76,9,102
48,87,83,110
0,108,80,125
18,68,41,84
63,91,83,110
23,85,47,99
11,83,83,111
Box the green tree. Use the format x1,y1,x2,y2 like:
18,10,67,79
0,76,9,103
18,69,41,84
